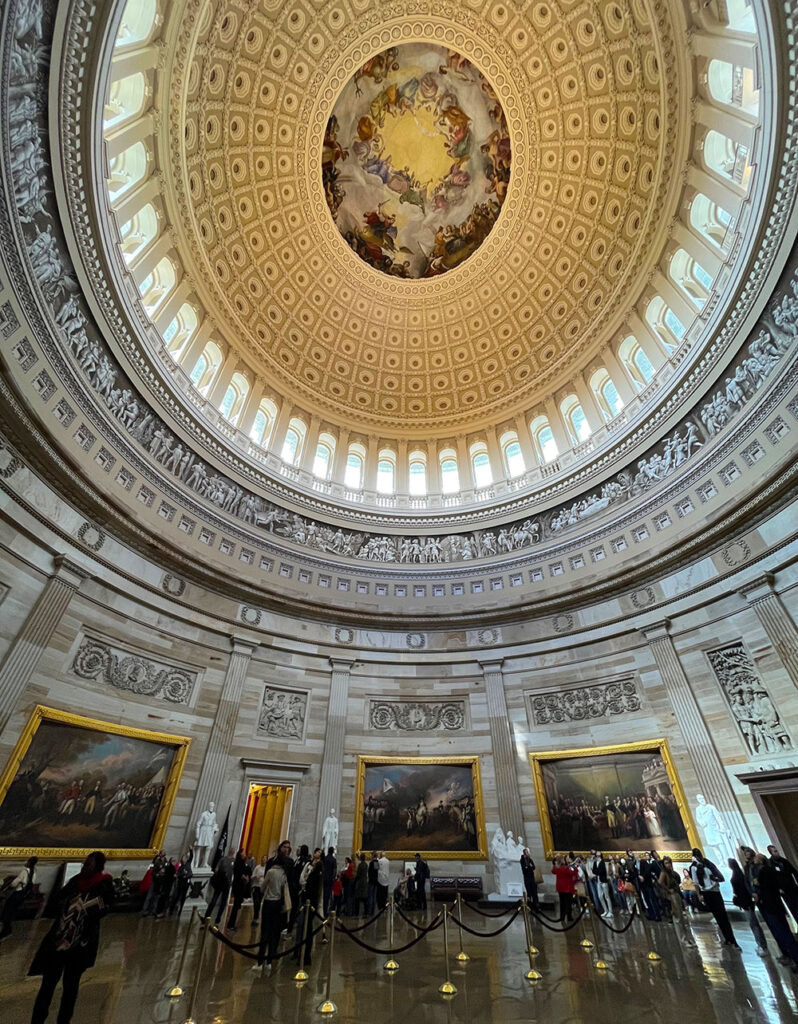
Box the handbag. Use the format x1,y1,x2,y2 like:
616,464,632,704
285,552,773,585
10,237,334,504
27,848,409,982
575,882,586,898
623,881,637,894
533,867,543,885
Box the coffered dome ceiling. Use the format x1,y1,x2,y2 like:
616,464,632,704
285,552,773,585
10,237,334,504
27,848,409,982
168,0,678,432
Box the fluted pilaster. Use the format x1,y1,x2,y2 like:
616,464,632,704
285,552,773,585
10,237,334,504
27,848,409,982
740,574,798,689
479,658,525,834
187,637,258,844
644,621,752,846
0,555,89,734
315,657,356,846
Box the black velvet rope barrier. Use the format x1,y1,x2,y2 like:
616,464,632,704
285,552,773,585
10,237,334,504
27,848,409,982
530,904,587,932
333,911,445,955
394,903,441,931
325,904,389,933
207,918,327,961
461,901,520,919
594,904,639,934
448,905,521,938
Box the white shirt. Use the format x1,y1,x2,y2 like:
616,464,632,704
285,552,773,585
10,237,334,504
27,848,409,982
11,866,36,891
377,856,390,886
251,864,265,888
263,864,287,902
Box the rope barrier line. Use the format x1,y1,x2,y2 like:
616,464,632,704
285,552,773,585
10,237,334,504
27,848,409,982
460,900,518,919
207,917,328,961
594,905,639,934
333,911,446,955
324,903,389,933
447,905,521,938
394,903,441,931
530,904,588,932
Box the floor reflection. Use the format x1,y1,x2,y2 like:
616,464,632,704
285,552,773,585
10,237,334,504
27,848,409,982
1,904,796,1024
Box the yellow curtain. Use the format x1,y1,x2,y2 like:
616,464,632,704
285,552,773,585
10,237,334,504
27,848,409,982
244,785,290,861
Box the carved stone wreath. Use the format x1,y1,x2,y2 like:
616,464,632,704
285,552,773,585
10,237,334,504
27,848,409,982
370,699,465,731
71,635,196,704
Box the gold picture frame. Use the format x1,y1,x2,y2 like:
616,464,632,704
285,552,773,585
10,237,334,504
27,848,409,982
529,739,699,861
0,705,190,858
353,755,487,860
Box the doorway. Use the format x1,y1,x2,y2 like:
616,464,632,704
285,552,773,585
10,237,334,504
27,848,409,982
240,783,293,861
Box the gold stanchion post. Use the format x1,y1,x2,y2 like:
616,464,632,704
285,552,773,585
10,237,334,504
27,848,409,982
166,907,197,998
579,897,594,949
521,898,542,982
384,897,398,971
588,900,608,970
523,896,539,956
294,900,311,982
317,911,337,1014
182,914,210,1024
455,893,469,963
438,905,457,995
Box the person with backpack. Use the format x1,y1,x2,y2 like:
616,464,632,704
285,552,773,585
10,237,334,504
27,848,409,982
414,853,430,910
690,847,740,948
0,856,38,940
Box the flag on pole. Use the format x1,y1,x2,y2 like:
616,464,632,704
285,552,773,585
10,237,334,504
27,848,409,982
210,804,231,872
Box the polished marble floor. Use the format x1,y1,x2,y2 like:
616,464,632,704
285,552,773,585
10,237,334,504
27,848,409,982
1,902,796,1024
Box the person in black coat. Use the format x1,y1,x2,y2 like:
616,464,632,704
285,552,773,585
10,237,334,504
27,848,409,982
226,850,251,929
29,851,114,1024
520,848,539,908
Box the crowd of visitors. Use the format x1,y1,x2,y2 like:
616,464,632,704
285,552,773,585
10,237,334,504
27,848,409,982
548,843,798,971
2,838,797,1022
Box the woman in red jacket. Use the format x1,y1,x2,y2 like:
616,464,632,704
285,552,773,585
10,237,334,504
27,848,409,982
552,856,578,922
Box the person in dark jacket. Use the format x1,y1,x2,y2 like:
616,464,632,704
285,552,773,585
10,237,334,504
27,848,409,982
169,850,193,916
293,849,323,968
227,850,251,929
728,857,768,955
767,844,798,924
690,848,739,948
354,854,369,916
322,848,337,915
414,853,430,910
520,849,539,909
753,854,798,971
639,852,662,921
367,852,379,916
29,851,114,1024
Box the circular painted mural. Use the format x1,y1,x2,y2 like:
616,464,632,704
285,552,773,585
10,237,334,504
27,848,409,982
322,44,511,279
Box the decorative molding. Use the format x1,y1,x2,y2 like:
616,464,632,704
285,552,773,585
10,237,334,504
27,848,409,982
239,604,262,626
405,632,427,649
161,573,186,596
721,538,752,567
256,685,309,741
631,586,656,608
528,677,642,725
334,626,354,644
76,520,104,551
551,613,574,634
70,632,199,705
369,699,467,732
705,641,793,757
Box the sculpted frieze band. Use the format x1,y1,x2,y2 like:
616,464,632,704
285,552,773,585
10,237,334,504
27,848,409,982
70,634,198,705
3,0,798,574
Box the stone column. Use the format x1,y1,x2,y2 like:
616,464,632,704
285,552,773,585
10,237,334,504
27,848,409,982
187,637,258,845
0,555,90,735
315,657,356,845
479,658,525,833
740,574,798,689
643,621,752,845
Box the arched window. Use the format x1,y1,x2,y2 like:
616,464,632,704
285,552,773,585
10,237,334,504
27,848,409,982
344,443,366,489
281,417,306,465
439,449,460,494
529,415,558,463
250,399,277,445
115,0,158,48
560,395,591,444
140,256,175,315
618,335,656,390
107,141,149,203
190,341,222,393
669,249,712,308
104,72,148,130
313,433,336,479
707,60,759,116
470,443,492,488
724,0,756,33
703,130,751,191
689,193,732,248
500,431,525,478
589,369,624,420
219,372,249,423
408,450,427,496
645,297,684,352
163,303,198,356
376,449,396,494
119,203,159,265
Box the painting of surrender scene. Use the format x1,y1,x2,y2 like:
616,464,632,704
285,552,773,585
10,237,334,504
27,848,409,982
322,43,511,278
530,740,698,859
0,706,189,857
354,756,487,859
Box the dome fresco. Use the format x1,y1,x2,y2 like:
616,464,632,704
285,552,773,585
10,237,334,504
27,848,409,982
322,44,511,278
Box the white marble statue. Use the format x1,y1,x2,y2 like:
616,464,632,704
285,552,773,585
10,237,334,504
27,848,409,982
194,802,219,869
322,808,339,853
489,827,525,897
694,794,737,861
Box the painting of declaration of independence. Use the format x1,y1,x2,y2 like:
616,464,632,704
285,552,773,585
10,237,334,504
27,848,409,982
530,740,699,860
0,706,190,857
353,756,487,859
322,43,511,278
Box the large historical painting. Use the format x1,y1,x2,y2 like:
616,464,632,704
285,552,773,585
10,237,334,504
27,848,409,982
323,43,511,278
529,740,698,860
353,756,487,860
0,706,190,858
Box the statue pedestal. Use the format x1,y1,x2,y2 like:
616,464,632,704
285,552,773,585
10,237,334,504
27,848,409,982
486,884,523,902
